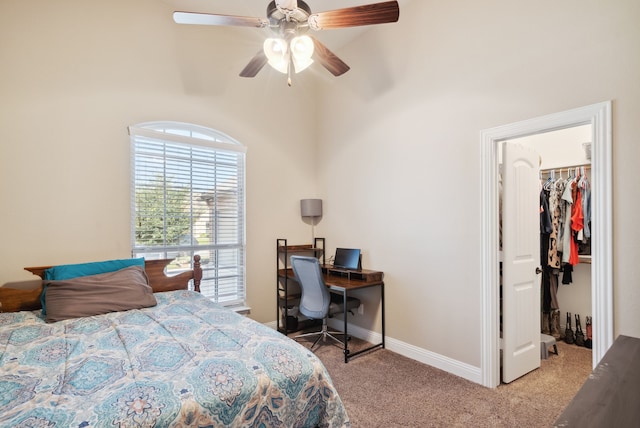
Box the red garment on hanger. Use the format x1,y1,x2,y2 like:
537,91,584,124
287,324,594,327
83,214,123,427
570,185,583,265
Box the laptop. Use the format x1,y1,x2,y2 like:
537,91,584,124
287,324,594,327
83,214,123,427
333,248,361,270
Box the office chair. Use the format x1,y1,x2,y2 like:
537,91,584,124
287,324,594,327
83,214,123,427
290,255,360,351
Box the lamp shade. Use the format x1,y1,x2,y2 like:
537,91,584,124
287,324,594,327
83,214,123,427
264,38,289,74
300,199,322,217
291,35,314,73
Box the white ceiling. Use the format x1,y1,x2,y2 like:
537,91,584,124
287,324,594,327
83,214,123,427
162,0,411,49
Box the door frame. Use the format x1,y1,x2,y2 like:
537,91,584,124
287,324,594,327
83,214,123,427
479,101,613,388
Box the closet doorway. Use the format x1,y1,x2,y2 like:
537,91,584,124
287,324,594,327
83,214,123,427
501,126,593,383
511,125,594,343
479,101,613,388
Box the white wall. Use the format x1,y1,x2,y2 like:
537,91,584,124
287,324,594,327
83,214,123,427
1,0,639,382
513,125,592,170
315,0,640,368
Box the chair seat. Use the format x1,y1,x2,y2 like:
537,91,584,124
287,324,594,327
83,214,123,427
328,294,361,315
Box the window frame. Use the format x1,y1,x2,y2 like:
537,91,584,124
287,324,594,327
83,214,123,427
129,121,247,307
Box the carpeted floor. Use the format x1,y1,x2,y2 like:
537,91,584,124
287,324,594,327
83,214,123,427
305,338,592,427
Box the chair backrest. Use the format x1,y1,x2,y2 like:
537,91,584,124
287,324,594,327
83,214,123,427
290,256,331,320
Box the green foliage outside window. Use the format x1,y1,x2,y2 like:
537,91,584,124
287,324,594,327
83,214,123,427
135,178,192,247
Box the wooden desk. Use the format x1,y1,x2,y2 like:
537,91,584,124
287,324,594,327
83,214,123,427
554,335,640,427
321,266,385,363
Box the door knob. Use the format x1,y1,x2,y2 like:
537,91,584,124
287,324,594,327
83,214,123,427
535,267,543,274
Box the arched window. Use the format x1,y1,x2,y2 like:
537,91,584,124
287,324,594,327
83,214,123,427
129,122,246,306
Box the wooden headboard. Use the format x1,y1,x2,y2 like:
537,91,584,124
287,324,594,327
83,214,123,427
0,256,202,314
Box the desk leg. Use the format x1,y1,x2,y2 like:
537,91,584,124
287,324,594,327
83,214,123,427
342,283,385,362
343,290,349,363
381,283,385,349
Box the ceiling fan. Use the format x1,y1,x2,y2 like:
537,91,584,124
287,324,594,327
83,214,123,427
173,0,400,86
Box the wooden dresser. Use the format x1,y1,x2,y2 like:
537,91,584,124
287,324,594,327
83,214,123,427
554,335,640,427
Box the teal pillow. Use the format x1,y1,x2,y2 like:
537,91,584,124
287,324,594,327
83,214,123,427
43,258,145,281
41,258,145,314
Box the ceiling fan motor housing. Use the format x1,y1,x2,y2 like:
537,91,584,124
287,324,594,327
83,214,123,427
267,0,312,34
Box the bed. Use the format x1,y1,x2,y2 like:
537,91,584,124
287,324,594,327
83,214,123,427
0,256,349,427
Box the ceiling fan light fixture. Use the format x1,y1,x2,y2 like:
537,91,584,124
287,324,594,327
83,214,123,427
291,35,314,73
263,38,289,73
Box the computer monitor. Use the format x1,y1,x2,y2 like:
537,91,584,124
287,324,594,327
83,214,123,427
333,248,361,270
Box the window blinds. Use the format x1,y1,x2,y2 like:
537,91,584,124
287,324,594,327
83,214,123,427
129,123,246,306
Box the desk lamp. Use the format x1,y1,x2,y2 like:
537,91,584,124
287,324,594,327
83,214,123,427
300,199,322,242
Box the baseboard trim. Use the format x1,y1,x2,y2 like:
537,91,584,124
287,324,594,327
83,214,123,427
384,336,482,385
266,319,482,385
328,319,481,383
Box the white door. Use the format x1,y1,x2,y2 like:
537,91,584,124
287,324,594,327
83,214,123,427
501,142,541,383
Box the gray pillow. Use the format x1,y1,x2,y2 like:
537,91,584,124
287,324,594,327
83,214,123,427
45,265,157,323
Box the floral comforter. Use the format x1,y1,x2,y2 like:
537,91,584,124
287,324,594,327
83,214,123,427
0,290,349,427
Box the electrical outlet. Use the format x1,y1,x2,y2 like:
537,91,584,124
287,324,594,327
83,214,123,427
358,303,364,315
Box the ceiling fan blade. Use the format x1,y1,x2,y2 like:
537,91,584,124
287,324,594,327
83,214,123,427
311,37,350,76
239,50,269,78
173,11,268,28
308,1,399,30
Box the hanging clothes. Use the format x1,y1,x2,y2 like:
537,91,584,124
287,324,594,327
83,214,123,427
540,167,591,298
570,183,584,266
540,187,553,312
547,174,564,311
560,174,575,264
579,169,592,255
540,166,590,338
547,176,563,269
539,166,591,284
